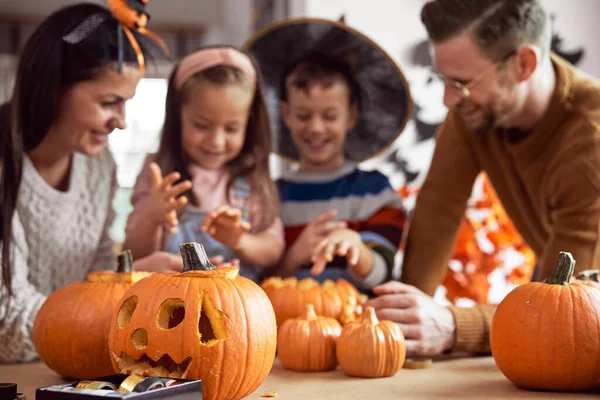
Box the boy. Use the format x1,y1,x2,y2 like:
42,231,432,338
247,19,411,290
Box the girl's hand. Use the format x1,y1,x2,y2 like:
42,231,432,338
133,251,184,272
207,255,240,268
310,229,363,276
142,162,192,233
201,205,251,249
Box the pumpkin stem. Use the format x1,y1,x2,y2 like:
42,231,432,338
180,242,217,272
303,304,317,320
360,306,379,325
545,251,575,285
576,269,600,282
117,249,133,273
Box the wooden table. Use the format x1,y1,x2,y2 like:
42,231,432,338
2,357,599,399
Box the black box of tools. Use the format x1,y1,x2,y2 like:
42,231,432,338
35,374,202,399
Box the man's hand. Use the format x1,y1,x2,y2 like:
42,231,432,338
365,281,456,356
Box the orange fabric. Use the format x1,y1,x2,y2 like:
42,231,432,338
399,173,536,305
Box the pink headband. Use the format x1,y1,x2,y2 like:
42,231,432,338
174,48,257,89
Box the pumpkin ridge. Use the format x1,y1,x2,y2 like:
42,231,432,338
565,285,576,389
536,283,556,385
590,288,600,377
201,274,227,399
534,284,548,378
67,284,86,375
233,278,260,399
236,279,258,399
577,286,600,386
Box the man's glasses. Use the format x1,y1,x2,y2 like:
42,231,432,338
431,51,516,99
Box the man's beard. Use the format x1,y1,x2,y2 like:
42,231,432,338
457,101,497,135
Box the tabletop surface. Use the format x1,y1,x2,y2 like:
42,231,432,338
2,356,599,399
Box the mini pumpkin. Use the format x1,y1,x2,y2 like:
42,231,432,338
108,242,277,400
574,269,600,290
260,276,367,326
490,252,600,391
33,251,150,379
277,304,342,372
336,306,406,378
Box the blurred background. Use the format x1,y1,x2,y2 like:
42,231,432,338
1,0,598,305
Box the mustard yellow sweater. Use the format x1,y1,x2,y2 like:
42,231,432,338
402,54,600,353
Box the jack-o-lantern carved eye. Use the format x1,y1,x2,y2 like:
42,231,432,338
157,299,186,329
199,293,227,344
117,296,139,328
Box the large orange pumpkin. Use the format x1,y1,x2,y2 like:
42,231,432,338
490,252,600,391
33,251,150,379
336,306,406,378
277,304,342,372
260,276,366,326
108,242,277,400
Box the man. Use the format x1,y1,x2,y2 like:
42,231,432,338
366,0,600,355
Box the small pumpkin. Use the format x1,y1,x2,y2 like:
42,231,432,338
108,242,277,400
336,306,406,378
574,269,600,290
260,276,367,326
277,304,342,372
490,252,600,391
33,251,150,379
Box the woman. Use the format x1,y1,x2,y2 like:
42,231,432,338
0,2,176,363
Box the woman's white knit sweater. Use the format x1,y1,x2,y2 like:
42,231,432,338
0,148,117,363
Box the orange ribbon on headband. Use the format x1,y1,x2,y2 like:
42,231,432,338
108,0,169,74
174,48,257,89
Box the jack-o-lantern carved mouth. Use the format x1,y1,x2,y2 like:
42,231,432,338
113,352,192,379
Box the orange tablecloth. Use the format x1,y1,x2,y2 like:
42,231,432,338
1,356,599,399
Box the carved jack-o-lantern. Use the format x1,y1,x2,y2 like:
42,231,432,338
108,243,277,400
33,251,150,379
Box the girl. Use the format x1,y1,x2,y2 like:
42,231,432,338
124,47,284,281
0,3,170,363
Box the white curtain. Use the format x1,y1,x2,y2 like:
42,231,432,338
0,54,16,105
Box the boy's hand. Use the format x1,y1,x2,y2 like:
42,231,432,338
201,205,251,250
142,162,192,233
310,228,364,276
290,210,347,266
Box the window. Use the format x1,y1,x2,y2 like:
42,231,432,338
109,78,169,243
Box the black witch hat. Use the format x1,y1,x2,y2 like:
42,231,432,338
244,17,412,162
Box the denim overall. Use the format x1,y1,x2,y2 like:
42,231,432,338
165,177,260,282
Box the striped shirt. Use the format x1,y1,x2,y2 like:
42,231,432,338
278,163,406,286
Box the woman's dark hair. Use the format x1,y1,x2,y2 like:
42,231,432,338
154,46,279,232
1,3,159,297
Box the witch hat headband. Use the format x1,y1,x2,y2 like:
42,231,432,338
62,0,169,74
244,17,412,163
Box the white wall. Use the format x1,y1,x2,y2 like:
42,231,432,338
0,0,222,25
0,0,253,48
294,0,600,76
